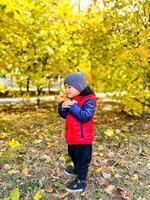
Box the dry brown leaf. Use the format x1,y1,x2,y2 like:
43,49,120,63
93,159,99,167
61,192,69,199
93,156,106,167
99,178,108,187
105,185,115,194
107,166,115,173
45,187,54,193
22,166,29,176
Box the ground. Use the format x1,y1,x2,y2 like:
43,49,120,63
0,100,150,200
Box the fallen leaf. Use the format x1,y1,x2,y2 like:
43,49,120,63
45,156,51,163
8,139,22,149
61,192,69,199
102,172,111,179
58,156,65,161
55,95,61,103
34,190,44,200
121,126,130,132
8,169,20,175
47,142,57,148
93,159,99,167
96,168,102,173
10,187,20,200
131,174,139,182
105,185,115,194
99,178,108,186
107,166,115,173
45,187,54,193
104,129,114,137
0,132,8,139
22,167,29,176
33,139,43,144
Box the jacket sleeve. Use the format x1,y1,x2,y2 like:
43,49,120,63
68,99,95,122
58,101,68,119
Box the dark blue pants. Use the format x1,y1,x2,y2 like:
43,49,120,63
68,144,92,181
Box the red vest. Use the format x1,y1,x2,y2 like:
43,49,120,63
65,94,96,145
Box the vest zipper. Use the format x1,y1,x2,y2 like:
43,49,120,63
80,123,84,138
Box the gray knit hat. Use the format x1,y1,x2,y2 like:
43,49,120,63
64,72,87,92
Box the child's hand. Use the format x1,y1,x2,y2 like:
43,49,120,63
62,100,72,108
61,100,77,108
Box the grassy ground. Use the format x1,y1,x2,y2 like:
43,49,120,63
0,101,150,200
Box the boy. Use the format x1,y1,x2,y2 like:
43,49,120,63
58,72,96,192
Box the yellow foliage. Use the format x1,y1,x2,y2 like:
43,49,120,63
0,82,5,93
78,59,92,85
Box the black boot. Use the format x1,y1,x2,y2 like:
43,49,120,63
64,166,77,176
65,178,86,192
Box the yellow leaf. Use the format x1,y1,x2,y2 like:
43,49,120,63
0,132,8,139
131,174,139,182
33,139,43,144
0,82,5,93
47,142,56,148
96,168,102,174
107,166,115,173
8,139,22,149
10,187,20,200
104,129,114,137
22,167,29,176
8,169,19,175
34,190,44,200
45,156,51,163
55,95,61,103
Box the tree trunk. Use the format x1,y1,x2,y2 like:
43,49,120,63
37,86,42,106
26,77,30,92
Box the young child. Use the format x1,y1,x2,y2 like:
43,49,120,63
58,72,96,192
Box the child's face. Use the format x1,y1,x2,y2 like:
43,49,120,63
64,84,80,98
